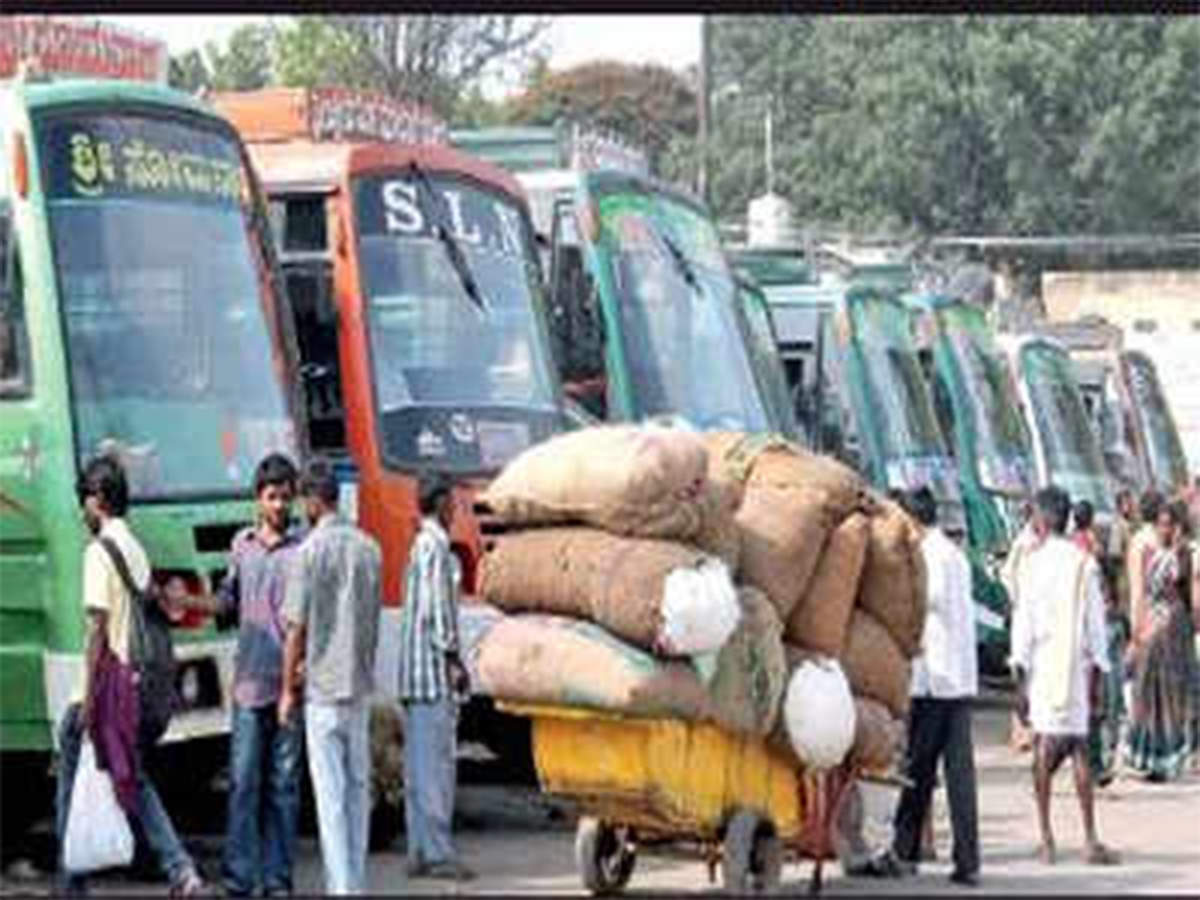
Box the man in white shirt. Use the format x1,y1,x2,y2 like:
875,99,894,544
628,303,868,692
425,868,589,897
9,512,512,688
888,487,980,885
1002,500,1041,753
1012,486,1118,867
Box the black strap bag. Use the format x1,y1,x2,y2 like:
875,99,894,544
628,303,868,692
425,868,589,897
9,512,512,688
96,537,179,747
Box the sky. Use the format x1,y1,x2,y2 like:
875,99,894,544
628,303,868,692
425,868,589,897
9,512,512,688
97,14,703,97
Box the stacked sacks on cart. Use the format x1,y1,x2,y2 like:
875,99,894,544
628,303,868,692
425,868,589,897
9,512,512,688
700,433,925,774
466,424,783,737
463,425,926,774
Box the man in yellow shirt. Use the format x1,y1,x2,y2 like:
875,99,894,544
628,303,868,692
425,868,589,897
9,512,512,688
55,456,204,896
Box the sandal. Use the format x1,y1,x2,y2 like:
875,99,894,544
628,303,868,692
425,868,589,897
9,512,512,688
1037,842,1056,865
1084,843,1120,866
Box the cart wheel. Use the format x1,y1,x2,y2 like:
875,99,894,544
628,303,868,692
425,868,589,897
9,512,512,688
722,810,783,894
575,817,636,895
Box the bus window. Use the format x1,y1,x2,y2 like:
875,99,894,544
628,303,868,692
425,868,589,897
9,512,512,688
0,209,30,398
932,369,957,445
549,199,606,418
284,196,327,252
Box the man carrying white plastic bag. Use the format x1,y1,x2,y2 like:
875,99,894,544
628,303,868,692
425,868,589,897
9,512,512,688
55,456,205,896
63,739,135,874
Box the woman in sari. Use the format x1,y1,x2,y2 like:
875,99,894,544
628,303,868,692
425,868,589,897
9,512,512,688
1124,504,1198,781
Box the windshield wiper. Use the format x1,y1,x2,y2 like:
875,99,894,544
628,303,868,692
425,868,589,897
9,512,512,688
407,161,488,315
658,231,702,296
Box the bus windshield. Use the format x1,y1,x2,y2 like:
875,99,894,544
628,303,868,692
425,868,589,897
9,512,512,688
1020,343,1113,512
592,183,772,432
939,305,1032,495
38,109,294,500
353,172,561,474
738,286,798,438
849,297,946,461
1123,352,1188,491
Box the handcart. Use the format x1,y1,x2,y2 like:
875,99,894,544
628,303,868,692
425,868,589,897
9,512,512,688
499,703,868,895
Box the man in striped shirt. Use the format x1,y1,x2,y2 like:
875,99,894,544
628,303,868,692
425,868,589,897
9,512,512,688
398,473,473,882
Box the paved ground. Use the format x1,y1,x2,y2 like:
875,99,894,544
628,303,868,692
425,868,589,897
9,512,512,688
3,705,1198,895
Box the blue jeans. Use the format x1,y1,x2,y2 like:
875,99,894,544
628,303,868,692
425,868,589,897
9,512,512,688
306,700,371,894
55,703,194,895
402,698,458,867
223,704,303,896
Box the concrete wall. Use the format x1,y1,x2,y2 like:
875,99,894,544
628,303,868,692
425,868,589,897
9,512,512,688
1041,269,1200,331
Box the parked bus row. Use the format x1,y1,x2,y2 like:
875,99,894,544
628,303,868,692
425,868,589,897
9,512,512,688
2,19,1189,834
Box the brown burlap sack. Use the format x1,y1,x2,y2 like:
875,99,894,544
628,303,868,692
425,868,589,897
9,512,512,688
849,695,906,772
479,528,715,653
840,610,911,718
473,613,713,721
857,501,928,658
702,432,865,523
481,425,709,539
785,512,870,655
370,703,405,809
708,588,787,737
690,479,742,573
736,485,833,619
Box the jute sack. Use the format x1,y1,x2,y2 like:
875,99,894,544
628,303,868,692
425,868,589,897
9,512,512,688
857,501,928,658
707,588,787,737
703,432,865,524
736,485,833,619
849,695,906,772
785,512,870,656
840,610,911,718
691,478,742,573
473,613,713,721
479,528,739,656
481,425,709,539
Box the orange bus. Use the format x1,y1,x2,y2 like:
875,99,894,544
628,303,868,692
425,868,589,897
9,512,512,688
212,87,575,783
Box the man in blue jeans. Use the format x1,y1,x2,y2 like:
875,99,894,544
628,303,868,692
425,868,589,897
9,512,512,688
174,453,305,896
397,474,473,881
57,455,204,896
281,458,382,894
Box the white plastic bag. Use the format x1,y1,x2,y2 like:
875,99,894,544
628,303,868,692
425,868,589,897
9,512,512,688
64,740,134,874
783,656,857,769
660,558,741,655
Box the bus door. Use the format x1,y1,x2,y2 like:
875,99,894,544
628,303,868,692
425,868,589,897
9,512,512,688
268,192,346,453
547,195,607,419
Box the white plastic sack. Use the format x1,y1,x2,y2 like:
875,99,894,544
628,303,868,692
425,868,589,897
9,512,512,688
64,740,134,874
660,558,741,655
782,656,857,769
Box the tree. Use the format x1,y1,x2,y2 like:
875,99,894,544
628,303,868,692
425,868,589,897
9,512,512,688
273,15,551,116
502,60,698,184
205,23,273,91
168,48,210,95
705,15,1200,236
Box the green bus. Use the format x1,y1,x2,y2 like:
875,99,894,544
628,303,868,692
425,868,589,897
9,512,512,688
550,169,797,437
0,71,298,808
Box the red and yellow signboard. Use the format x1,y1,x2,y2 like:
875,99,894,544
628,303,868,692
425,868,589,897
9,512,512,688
0,17,168,84
212,87,447,147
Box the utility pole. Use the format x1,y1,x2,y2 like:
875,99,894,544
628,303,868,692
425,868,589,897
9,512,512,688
697,14,711,206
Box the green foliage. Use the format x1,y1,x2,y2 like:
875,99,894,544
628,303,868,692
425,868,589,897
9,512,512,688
272,15,550,116
168,49,210,94
167,24,273,94
707,15,1200,235
501,60,699,187
205,24,274,92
